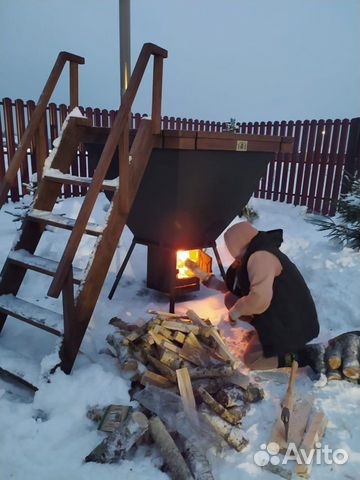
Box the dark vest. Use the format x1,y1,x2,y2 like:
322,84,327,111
225,229,319,357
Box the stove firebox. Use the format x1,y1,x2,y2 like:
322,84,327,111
87,129,293,311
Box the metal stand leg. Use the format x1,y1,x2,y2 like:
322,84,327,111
108,237,137,299
212,242,226,281
168,251,177,313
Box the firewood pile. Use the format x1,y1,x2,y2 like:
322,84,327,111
86,309,264,479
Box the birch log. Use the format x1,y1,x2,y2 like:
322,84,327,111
199,405,248,452
149,416,194,480
85,411,149,463
176,435,214,480
197,387,243,425
342,334,360,379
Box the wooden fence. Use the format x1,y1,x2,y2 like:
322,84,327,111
1,98,359,216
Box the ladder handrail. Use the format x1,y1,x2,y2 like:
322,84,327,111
47,43,167,298
0,51,85,208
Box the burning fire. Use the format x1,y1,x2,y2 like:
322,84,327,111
176,250,201,278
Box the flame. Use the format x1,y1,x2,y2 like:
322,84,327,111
177,250,200,278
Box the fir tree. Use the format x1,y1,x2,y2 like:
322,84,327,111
309,174,360,250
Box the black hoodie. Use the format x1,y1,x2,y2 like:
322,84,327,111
225,230,319,357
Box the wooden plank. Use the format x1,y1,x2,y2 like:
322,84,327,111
26,100,37,174
273,121,287,202
173,331,186,344
14,99,28,185
176,367,197,420
48,103,59,146
3,98,19,202
141,370,173,388
270,395,314,454
0,294,62,335
286,120,302,204
0,110,6,188
294,120,310,206
28,209,103,236
314,119,333,213
47,107,154,297
161,320,199,334
0,52,85,206
279,121,293,202
329,119,350,215
300,120,318,207
322,119,341,215
8,249,83,284
307,120,325,212
69,62,79,109
265,121,274,200
147,309,189,319
296,411,328,478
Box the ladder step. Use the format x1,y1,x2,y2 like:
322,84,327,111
0,294,63,336
8,249,83,285
28,209,104,236
44,170,118,191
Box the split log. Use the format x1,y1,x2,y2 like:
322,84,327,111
149,416,194,480
176,435,214,480
244,383,265,403
187,365,235,380
176,367,197,422
148,309,189,320
160,350,183,370
326,368,342,381
186,309,211,327
153,325,173,339
106,333,129,363
87,406,108,423
146,354,177,382
270,395,314,454
192,378,234,395
119,359,140,381
295,411,328,478
214,383,263,407
173,331,186,344
141,371,174,389
161,320,200,335
325,341,343,370
98,405,130,433
180,342,213,367
185,332,203,349
199,405,248,452
227,404,250,419
109,317,140,332
214,386,246,407
197,386,243,425
342,334,360,379
85,411,149,463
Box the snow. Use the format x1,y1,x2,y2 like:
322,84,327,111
0,194,359,479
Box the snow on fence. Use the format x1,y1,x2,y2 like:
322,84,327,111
0,98,359,216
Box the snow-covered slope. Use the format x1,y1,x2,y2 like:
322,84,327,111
0,194,359,480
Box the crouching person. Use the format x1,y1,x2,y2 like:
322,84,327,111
186,222,321,371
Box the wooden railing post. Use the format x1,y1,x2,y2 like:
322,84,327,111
34,115,48,182
151,55,164,134
69,62,79,109
0,52,84,207
119,127,130,212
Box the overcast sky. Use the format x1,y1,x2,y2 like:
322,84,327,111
0,0,359,122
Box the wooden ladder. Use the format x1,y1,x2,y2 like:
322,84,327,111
0,43,167,376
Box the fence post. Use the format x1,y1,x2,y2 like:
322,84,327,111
342,117,360,193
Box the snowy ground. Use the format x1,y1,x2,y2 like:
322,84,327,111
0,194,359,480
